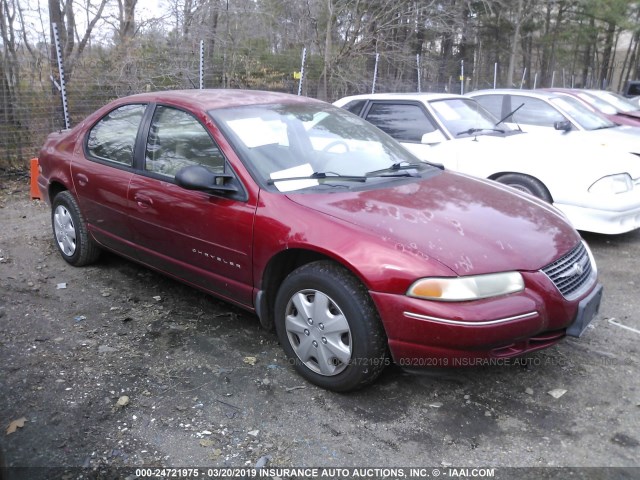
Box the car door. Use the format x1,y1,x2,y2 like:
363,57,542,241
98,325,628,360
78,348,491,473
127,104,255,307
71,103,147,255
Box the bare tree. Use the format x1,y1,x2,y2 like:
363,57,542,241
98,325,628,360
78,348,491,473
117,0,138,42
47,0,109,81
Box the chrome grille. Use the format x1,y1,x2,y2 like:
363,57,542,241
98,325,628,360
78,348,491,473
542,242,594,299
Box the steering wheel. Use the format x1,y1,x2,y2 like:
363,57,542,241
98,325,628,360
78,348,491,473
322,140,350,153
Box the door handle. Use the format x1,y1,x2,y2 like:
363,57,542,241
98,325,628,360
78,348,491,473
75,173,89,187
134,193,153,209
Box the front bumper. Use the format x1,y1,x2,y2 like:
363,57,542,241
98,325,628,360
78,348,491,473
370,271,602,365
554,189,640,234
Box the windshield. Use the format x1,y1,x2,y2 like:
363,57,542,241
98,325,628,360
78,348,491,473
585,90,639,113
210,103,436,192
575,92,618,115
550,95,616,130
429,98,513,138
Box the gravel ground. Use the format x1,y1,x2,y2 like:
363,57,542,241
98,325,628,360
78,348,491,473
1,177,639,479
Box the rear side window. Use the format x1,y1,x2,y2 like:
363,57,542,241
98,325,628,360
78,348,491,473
365,103,437,142
473,95,503,119
145,106,225,178
86,104,146,166
341,99,367,116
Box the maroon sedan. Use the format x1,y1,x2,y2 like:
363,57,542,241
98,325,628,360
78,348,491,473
38,90,602,391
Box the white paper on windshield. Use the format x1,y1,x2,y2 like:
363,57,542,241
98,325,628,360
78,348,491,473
227,118,287,148
431,102,460,121
270,163,318,192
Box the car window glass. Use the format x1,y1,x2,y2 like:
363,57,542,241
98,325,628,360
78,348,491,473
211,103,434,188
365,103,437,142
87,104,146,166
588,91,637,113
342,99,367,116
550,96,614,130
576,92,617,114
504,95,567,127
429,98,506,137
507,95,566,126
628,83,640,96
472,95,503,119
145,106,225,177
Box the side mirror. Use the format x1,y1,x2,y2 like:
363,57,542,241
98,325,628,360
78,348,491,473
421,130,447,145
175,164,238,193
554,120,573,132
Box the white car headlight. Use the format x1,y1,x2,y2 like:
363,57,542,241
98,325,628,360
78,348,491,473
589,174,633,194
407,272,524,302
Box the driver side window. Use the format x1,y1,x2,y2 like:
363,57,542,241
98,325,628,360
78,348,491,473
145,106,225,178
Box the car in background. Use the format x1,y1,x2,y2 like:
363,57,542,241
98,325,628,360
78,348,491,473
334,92,640,234
543,88,640,127
467,89,640,148
38,89,603,391
622,80,640,98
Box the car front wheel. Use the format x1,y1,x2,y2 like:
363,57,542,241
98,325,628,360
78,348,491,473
51,191,100,266
496,173,552,202
274,261,388,391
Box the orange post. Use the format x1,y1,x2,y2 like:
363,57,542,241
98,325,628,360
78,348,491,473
30,158,41,200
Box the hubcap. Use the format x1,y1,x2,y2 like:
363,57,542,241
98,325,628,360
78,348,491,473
284,289,352,376
53,205,77,256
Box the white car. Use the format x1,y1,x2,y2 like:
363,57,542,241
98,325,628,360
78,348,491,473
334,92,640,235
467,89,640,155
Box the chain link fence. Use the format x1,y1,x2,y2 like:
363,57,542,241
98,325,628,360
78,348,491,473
6,38,624,172
2,35,471,172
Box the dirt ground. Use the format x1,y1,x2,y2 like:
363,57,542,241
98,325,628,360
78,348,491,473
1,176,639,478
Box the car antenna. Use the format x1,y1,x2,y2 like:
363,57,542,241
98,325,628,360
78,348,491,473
495,103,525,131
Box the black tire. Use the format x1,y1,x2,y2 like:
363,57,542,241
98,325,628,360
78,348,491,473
496,173,552,203
274,261,388,392
51,191,100,266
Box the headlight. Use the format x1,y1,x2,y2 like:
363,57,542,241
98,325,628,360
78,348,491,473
589,174,633,194
407,272,524,302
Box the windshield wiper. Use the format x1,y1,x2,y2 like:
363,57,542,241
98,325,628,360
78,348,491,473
267,171,367,185
495,103,525,127
456,127,505,136
366,162,423,177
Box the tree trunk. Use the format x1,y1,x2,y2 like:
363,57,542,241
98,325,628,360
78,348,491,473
318,0,334,101
506,0,524,87
599,21,616,89
118,0,138,42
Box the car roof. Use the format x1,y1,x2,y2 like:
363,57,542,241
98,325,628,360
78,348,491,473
336,92,465,103
468,89,561,100
113,89,324,111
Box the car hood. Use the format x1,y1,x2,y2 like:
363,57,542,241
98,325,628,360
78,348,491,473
286,172,579,276
419,133,640,183
577,126,640,157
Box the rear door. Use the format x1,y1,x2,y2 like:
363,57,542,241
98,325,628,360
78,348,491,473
127,105,255,307
72,103,147,254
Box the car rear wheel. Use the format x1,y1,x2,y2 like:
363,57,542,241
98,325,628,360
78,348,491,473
274,261,388,392
496,173,552,203
52,191,100,266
